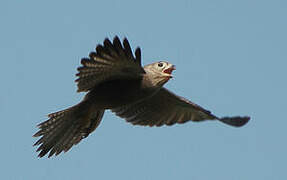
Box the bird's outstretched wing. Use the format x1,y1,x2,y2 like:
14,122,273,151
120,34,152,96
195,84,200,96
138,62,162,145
112,88,250,127
76,36,145,92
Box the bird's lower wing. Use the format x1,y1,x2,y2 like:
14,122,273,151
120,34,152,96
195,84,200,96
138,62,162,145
112,88,249,127
76,36,145,92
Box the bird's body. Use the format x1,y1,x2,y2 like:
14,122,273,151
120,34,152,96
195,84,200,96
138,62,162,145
85,78,153,109
34,36,250,158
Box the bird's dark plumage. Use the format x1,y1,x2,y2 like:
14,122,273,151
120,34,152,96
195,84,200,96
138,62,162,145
76,36,144,92
112,88,249,127
34,36,250,158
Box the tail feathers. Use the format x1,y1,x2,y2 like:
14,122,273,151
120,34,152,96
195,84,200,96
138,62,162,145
33,102,105,158
219,116,250,127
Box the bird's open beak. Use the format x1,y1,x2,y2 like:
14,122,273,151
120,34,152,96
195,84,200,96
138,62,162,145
163,65,176,78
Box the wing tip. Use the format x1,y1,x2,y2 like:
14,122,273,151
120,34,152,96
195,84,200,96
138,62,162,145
219,116,250,127
113,36,121,43
89,51,97,59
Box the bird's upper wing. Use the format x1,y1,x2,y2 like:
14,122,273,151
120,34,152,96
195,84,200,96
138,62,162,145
76,36,145,92
112,88,249,127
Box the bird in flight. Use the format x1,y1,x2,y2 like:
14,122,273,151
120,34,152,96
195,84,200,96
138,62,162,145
33,36,250,158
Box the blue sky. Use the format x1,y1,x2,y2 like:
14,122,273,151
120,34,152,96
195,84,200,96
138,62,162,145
1,0,286,179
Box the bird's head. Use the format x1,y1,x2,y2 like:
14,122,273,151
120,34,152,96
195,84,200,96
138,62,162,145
143,61,176,87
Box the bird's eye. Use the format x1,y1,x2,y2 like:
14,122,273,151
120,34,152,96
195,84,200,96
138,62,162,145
158,62,163,67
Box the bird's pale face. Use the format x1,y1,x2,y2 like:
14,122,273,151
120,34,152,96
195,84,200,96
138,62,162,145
144,61,176,87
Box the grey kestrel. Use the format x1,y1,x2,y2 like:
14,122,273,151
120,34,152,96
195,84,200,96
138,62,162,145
33,36,250,158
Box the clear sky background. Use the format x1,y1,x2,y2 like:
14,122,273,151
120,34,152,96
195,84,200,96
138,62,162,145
1,0,286,179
